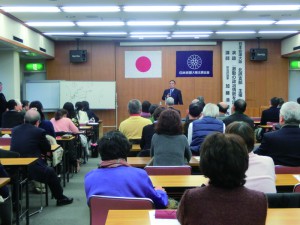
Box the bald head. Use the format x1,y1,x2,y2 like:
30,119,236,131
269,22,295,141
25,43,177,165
24,109,41,125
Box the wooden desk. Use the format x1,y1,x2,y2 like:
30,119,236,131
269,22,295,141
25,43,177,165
147,174,299,188
0,129,12,135
131,144,141,152
0,177,10,188
127,157,200,168
105,208,300,225
0,144,60,151
1,158,38,225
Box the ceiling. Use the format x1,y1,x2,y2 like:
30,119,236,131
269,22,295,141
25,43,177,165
0,0,299,43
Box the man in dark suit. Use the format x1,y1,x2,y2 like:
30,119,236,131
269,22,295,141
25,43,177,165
255,101,300,166
1,99,24,128
10,109,73,206
260,97,280,125
0,82,7,127
223,99,254,129
161,80,183,105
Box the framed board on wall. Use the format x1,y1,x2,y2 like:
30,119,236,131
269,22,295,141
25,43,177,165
25,81,60,110
60,81,116,109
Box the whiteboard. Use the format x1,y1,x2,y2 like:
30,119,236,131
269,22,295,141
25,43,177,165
60,81,116,109
25,81,60,110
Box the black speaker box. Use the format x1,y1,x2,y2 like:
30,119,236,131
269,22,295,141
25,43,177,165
250,48,268,61
69,50,87,63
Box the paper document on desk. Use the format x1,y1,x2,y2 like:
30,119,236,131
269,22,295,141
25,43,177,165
149,211,180,225
293,175,300,182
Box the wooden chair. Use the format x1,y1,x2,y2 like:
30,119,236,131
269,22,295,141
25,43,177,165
293,183,300,193
89,195,154,225
275,165,300,174
144,165,192,175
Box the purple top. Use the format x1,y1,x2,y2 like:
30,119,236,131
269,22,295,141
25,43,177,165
84,166,168,208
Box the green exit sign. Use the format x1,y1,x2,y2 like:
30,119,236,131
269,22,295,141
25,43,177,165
290,60,300,69
25,63,44,71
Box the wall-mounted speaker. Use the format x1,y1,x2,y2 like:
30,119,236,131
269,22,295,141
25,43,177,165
69,50,87,63
250,48,268,61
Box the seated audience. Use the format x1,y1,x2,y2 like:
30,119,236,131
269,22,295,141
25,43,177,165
226,122,276,193
1,99,24,128
260,97,280,125
0,164,12,225
277,97,284,108
148,104,159,123
10,109,73,206
196,96,206,106
177,133,267,225
82,101,99,122
217,101,229,120
30,100,56,137
165,97,181,116
188,103,224,155
140,100,151,118
75,101,89,124
150,109,191,166
63,102,79,127
84,131,168,208
50,109,79,134
119,99,152,140
21,100,30,112
223,99,254,129
183,103,202,137
139,107,166,156
255,101,300,166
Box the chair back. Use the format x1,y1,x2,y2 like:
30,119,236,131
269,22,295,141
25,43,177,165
89,195,154,225
144,165,192,175
266,193,300,208
0,137,11,145
293,183,300,193
275,165,300,174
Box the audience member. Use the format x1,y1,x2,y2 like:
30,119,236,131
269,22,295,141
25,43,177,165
148,104,159,123
1,99,24,128
119,99,152,140
165,97,181,116
277,97,284,108
255,101,300,166
0,164,12,224
30,100,56,137
84,131,168,208
140,100,151,118
0,81,7,127
82,101,99,122
75,101,89,124
50,109,79,134
183,103,202,137
188,103,224,155
139,107,166,156
14,99,23,112
10,109,73,206
63,102,79,127
260,97,280,125
150,109,191,166
217,101,229,120
177,133,267,225
226,122,276,193
297,97,300,104
223,99,254,129
22,100,30,112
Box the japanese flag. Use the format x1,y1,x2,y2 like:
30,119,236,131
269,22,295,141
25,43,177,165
125,51,162,78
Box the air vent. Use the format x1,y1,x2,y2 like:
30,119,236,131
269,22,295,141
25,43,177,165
13,36,23,43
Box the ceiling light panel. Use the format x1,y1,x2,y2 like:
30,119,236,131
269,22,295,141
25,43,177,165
259,30,298,33
77,22,125,26
26,22,75,26
227,21,275,25
0,6,60,12
243,5,300,11
87,32,127,35
183,5,242,11
216,31,256,34
177,21,225,25
173,31,213,34
123,6,181,12
127,21,175,26
130,32,170,35
61,6,120,12
44,32,84,35
172,34,210,38
276,20,300,24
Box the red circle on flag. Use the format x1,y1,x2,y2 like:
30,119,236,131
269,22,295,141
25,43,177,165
135,56,151,72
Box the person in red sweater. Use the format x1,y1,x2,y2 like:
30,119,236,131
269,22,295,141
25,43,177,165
177,133,267,225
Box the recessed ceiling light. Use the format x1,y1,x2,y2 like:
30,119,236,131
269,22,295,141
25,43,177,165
0,6,60,12
130,32,170,35
243,5,300,11
216,31,256,34
87,32,127,35
77,21,125,26
130,35,169,38
276,20,300,24
259,30,298,33
127,21,175,26
183,5,242,11
62,6,120,12
177,21,225,25
227,21,275,25
26,22,75,26
172,34,210,38
44,32,84,35
173,31,213,34
124,6,181,12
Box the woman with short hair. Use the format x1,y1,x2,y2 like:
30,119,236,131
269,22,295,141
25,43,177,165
177,133,267,225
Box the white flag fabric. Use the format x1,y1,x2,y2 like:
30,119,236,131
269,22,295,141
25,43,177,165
125,51,162,78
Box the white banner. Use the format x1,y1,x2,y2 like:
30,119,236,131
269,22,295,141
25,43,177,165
222,41,245,114
125,51,162,78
